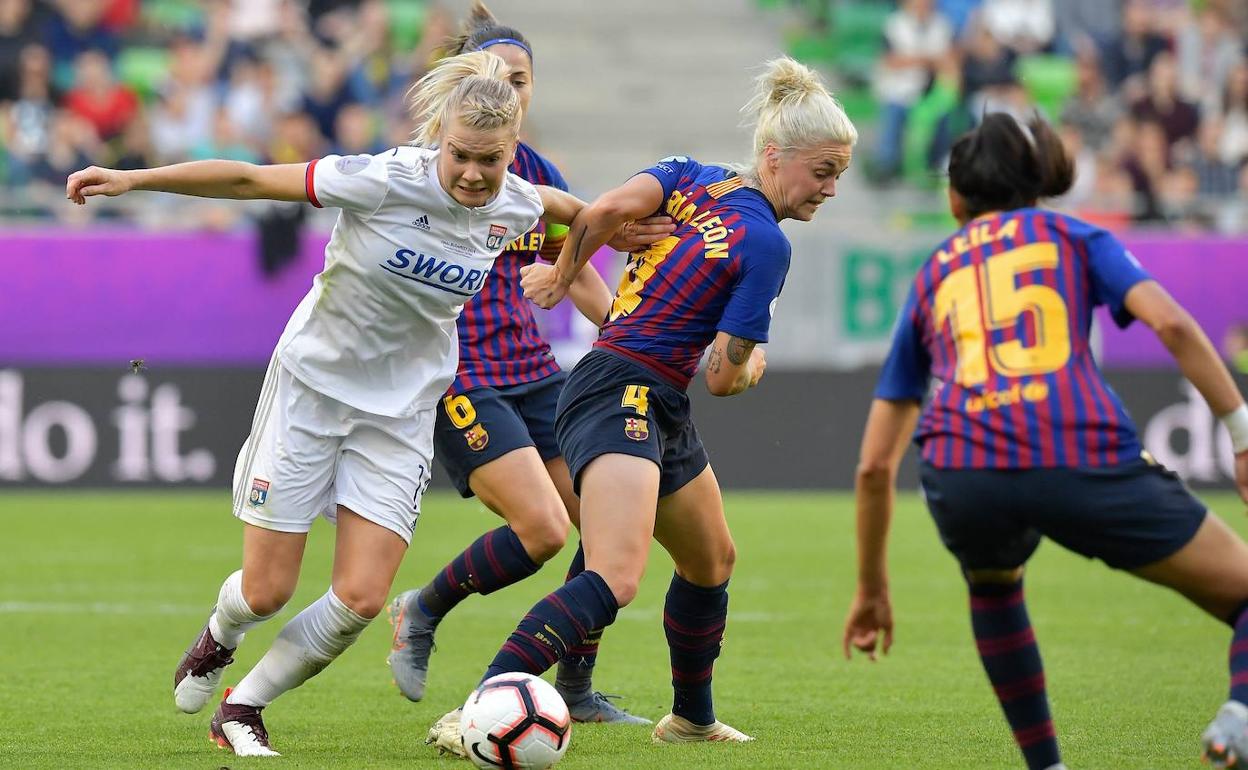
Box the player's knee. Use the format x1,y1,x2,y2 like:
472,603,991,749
512,503,570,563
332,584,388,620
241,576,296,617
595,569,640,608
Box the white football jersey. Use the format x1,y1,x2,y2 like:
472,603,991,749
275,146,544,418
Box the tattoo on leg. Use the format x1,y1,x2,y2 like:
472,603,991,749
726,336,754,366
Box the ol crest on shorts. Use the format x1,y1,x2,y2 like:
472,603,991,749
486,224,509,251
249,477,270,506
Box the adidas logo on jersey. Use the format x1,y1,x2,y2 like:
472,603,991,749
412,214,431,231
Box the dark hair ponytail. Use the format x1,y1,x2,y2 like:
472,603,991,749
947,113,1075,217
441,1,532,63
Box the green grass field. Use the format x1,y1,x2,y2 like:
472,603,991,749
2,490,1245,769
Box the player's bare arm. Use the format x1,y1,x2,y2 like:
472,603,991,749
1125,280,1248,502
521,174,666,309
67,161,309,205
843,398,920,661
703,332,765,397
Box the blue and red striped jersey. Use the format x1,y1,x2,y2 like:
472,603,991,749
876,209,1150,469
595,156,791,389
451,142,568,393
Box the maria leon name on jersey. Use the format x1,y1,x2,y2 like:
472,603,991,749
382,249,487,297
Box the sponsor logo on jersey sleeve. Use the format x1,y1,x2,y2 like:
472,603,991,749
334,155,371,175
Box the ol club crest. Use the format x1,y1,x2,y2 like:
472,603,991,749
486,224,509,251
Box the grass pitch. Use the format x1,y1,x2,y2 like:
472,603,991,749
2,489,1244,768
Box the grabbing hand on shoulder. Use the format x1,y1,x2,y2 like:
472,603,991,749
66,166,132,204
606,215,675,253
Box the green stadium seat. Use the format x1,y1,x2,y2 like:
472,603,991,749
903,77,959,187
386,0,427,52
117,47,170,100
1017,55,1077,121
141,0,204,32
828,0,891,84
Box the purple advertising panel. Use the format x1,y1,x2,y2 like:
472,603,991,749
1097,235,1246,366
3,229,618,366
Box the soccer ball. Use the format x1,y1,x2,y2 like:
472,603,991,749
460,672,571,770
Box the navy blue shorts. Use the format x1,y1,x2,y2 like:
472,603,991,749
918,457,1208,571
556,349,709,498
433,373,566,498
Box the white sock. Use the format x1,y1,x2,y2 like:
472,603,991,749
227,588,370,708
208,570,273,649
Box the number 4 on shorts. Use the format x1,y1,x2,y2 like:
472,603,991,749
622,385,650,417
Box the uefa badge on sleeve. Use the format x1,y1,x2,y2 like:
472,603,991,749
624,417,649,441
249,478,270,507
486,224,508,251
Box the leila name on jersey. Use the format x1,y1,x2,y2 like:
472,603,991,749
383,249,487,297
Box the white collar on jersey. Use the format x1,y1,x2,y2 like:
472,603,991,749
426,148,508,215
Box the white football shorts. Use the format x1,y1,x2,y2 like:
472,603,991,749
231,361,434,544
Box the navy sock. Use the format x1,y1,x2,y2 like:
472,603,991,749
1229,603,1248,705
485,570,618,681
419,526,539,619
664,573,728,726
555,542,602,698
969,579,1060,770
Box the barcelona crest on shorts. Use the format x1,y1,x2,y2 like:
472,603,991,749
464,423,490,451
624,417,649,441
249,478,270,506
486,224,509,251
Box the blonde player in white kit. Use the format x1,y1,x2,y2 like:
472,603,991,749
66,51,604,758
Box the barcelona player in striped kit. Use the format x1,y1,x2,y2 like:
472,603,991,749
844,113,1248,769
425,56,858,752
387,2,669,724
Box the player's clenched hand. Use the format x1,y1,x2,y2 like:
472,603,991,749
520,262,571,310
746,346,767,388
1235,450,1248,506
66,166,132,205
843,590,893,662
606,216,675,253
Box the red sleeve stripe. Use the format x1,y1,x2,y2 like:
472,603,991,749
305,159,322,208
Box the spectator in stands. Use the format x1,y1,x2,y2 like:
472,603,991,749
870,0,953,182
113,106,152,170
1051,0,1122,58
266,110,321,165
1119,117,1167,221
1188,117,1240,199
44,0,117,66
222,54,275,149
1176,6,1244,117
62,48,135,141
1060,48,1121,152
937,0,983,39
191,106,258,163
3,43,55,183
29,108,95,186
1219,62,1248,167
961,16,1028,122
1101,0,1167,91
0,0,45,102
1130,51,1199,164
980,0,1056,55
331,102,381,156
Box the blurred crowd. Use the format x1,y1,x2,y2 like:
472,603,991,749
864,0,1248,230
0,0,452,227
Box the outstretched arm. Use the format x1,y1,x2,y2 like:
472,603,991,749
843,398,920,661
522,173,666,309
1126,280,1248,502
67,161,309,205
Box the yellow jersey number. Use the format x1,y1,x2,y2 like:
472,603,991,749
621,385,650,417
442,394,477,429
609,236,679,322
932,242,1072,387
